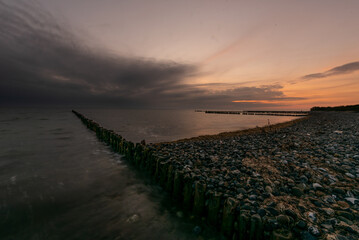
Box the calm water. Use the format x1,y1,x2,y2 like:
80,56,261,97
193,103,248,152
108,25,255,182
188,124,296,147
80,108,298,143
0,108,298,239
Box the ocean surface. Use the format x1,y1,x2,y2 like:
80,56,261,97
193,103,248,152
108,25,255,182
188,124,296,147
79,108,298,143
0,108,298,239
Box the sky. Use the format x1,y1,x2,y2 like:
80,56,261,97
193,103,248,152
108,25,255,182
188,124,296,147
1,0,359,110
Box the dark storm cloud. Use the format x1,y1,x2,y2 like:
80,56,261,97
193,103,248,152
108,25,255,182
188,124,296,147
0,0,196,107
0,1,301,109
303,61,359,80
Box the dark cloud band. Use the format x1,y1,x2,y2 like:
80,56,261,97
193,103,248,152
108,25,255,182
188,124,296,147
303,61,359,80
0,1,302,109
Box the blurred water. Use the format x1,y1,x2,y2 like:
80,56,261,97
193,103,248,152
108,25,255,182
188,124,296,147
0,108,297,239
80,108,298,143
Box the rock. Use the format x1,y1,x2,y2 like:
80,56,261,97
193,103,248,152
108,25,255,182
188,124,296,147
323,195,335,204
276,215,291,226
249,194,257,200
296,220,307,229
322,208,335,216
337,201,349,208
266,207,279,216
338,217,353,225
292,187,304,197
345,173,355,178
308,225,320,236
265,186,273,194
284,209,297,219
176,211,184,218
271,229,292,240
300,175,309,183
345,197,359,205
301,231,317,240
307,212,317,223
126,214,140,223
257,208,266,217
193,226,201,235
313,183,324,191
336,211,354,220
321,223,333,231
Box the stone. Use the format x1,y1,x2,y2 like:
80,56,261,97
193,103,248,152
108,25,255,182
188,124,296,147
321,223,333,231
266,207,279,216
296,220,307,229
257,208,266,217
301,231,317,240
345,197,359,205
308,226,320,236
176,211,184,218
193,226,201,235
300,175,309,183
249,194,257,200
322,208,335,216
307,212,317,223
292,187,304,197
126,214,140,223
337,201,349,209
345,172,355,178
313,183,324,191
265,186,273,194
276,215,291,226
271,229,292,240
336,211,354,220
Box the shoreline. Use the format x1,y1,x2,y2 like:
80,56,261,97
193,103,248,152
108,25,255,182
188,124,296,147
159,116,309,144
73,110,359,240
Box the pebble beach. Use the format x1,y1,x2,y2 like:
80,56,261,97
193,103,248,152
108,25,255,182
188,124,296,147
153,112,359,240
74,110,359,240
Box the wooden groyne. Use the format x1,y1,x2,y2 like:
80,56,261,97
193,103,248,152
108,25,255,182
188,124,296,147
198,110,309,117
72,110,295,240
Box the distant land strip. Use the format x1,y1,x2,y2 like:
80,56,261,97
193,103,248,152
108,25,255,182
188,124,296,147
311,104,359,112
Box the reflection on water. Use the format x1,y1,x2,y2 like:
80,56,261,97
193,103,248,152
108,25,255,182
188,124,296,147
0,108,222,240
80,108,298,143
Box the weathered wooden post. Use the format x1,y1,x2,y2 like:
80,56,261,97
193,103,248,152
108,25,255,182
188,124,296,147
207,191,222,226
193,181,207,216
239,210,250,240
249,214,263,240
183,174,193,210
165,164,174,192
173,170,184,201
221,197,238,237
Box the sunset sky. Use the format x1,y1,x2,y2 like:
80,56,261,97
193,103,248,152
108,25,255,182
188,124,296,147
1,0,359,110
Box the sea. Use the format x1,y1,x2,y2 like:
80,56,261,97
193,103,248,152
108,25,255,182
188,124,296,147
0,108,298,239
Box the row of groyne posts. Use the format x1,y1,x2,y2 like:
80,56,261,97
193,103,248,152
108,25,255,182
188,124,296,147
72,110,293,240
198,110,309,117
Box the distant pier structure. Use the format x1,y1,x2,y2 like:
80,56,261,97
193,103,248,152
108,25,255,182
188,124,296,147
196,110,309,117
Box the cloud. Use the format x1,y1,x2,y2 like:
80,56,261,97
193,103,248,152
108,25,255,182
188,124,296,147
302,61,359,80
0,1,302,109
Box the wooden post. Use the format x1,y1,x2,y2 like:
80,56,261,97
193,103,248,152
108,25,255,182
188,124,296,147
193,181,207,216
221,197,238,237
207,191,222,226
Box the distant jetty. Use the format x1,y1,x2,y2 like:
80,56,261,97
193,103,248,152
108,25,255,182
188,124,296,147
196,110,309,117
